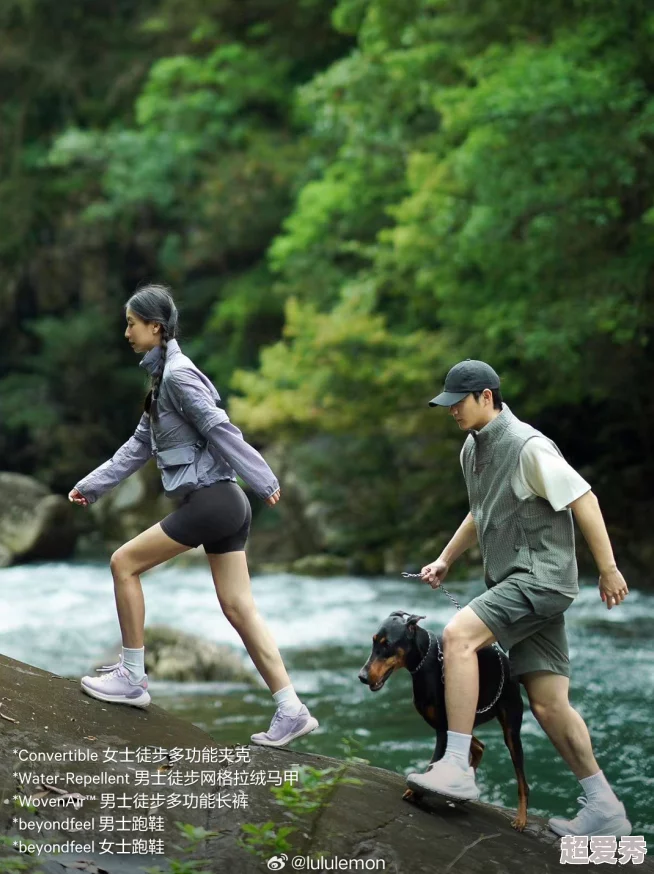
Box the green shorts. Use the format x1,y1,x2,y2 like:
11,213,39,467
467,578,575,683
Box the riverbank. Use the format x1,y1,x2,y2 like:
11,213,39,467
0,652,596,874
2,562,653,844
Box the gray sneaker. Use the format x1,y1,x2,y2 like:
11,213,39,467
250,704,319,748
548,796,632,838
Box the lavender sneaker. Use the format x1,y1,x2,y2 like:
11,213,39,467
81,664,151,708
250,704,319,748
96,655,123,672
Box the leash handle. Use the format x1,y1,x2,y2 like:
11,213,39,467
401,572,463,611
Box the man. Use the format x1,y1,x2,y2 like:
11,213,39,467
407,359,631,837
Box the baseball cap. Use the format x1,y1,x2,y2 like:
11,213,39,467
429,359,500,407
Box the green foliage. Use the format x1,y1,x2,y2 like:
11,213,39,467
232,0,654,561
270,764,362,815
0,835,47,874
142,821,223,874
0,308,142,489
238,737,365,859
386,22,653,388
0,838,38,874
239,821,296,858
1,0,653,568
0,0,348,493
47,41,303,253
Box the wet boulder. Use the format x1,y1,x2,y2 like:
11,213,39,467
93,624,260,685
0,472,77,567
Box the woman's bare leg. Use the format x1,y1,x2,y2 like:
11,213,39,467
206,550,291,693
110,523,191,648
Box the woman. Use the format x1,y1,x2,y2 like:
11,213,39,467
68,284,318,748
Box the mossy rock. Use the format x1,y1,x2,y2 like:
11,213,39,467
0,472,77,565
94,624,260,685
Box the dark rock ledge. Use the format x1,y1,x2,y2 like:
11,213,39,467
1,654,647,874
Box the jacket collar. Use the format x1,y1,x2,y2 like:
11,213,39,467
139,338,181,376
469,403,514,467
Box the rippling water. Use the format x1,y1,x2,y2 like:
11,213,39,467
1,561,653,840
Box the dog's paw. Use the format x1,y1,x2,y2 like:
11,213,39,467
511,816,527,832
402,789,416,802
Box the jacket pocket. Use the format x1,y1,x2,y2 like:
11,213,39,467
156,446,197,469
155,444,199,498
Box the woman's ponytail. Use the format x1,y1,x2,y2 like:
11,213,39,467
125,284,179,420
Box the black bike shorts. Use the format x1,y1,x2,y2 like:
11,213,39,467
160,480,252,554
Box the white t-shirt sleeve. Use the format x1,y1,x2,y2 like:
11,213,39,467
515,437,591,511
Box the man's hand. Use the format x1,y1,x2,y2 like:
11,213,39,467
420,558,450,590
599,567,629,610
570,492,628,611
265,488,281,508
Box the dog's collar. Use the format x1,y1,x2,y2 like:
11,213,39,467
409,631,434,675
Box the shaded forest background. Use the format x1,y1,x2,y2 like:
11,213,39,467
1,0,653,581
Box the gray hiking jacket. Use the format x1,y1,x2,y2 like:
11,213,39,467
75,339,279,503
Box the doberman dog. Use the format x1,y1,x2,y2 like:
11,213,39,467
358,610,529,831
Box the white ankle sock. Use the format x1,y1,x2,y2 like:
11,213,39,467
122,647,145,682
444,731,472,769
272,685,302,716
580,771,619,807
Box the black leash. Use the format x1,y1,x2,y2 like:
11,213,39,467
401,572,505,714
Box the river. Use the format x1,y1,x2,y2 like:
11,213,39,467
1,561,652,841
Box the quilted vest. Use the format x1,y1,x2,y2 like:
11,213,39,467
461,404,578,596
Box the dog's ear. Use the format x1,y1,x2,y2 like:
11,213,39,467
406,614,426,635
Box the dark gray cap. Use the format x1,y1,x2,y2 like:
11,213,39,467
429,359,500,407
